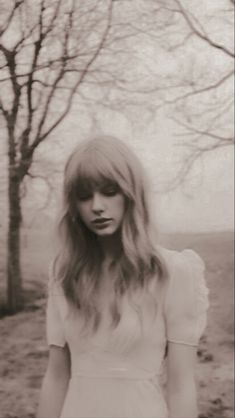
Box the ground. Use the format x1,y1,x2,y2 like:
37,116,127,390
0,230,234,418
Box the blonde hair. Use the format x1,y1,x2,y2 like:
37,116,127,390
54,135,166,330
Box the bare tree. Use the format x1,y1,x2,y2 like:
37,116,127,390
161,0,234,185
122,0,234,186
0,0,139,312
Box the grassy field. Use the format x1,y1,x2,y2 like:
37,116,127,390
0,229,234,418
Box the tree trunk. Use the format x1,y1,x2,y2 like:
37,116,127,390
7,168,23,313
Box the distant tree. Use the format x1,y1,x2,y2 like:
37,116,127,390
0,0,140,312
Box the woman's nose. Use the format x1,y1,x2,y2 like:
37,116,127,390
91,192,105,213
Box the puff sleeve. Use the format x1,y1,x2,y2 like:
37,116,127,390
46,268,66,348
164,249,209,346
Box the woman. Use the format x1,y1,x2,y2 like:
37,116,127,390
37,135,209,418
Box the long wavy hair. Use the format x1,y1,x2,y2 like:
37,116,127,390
53,135,167,330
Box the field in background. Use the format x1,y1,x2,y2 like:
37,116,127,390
0,229,234,418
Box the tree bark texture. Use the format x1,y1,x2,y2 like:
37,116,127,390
7,166,23,312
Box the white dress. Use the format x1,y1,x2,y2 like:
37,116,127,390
46,248,209,418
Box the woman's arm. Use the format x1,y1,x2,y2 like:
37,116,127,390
36,344,70,418
166,342,198,418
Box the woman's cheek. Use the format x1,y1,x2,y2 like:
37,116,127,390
77,203,90,223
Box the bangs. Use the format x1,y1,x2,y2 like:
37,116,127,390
68,147,122,197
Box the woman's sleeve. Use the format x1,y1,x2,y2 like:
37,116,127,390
46,267,66,348
164,249,209,346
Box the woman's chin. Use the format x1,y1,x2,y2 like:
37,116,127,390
94,229,117,237
91,225,118,237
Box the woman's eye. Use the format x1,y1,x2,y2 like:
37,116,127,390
102,188,118,196
77,193,92,201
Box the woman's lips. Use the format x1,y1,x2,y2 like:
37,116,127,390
92,218,112,224
92,218,112,228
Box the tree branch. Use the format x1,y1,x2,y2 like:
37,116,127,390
0,0,23,38
174,0,235,58
29,0,114,152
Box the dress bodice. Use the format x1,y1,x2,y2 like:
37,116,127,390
46,248,209,381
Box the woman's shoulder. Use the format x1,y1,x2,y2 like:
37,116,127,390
156,245,205,276
157,245,209,307
159,245,209,319
48,261,65,297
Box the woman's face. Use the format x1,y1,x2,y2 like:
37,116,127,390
76,180,125,237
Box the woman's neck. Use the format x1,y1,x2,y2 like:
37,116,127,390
98,233,122,264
